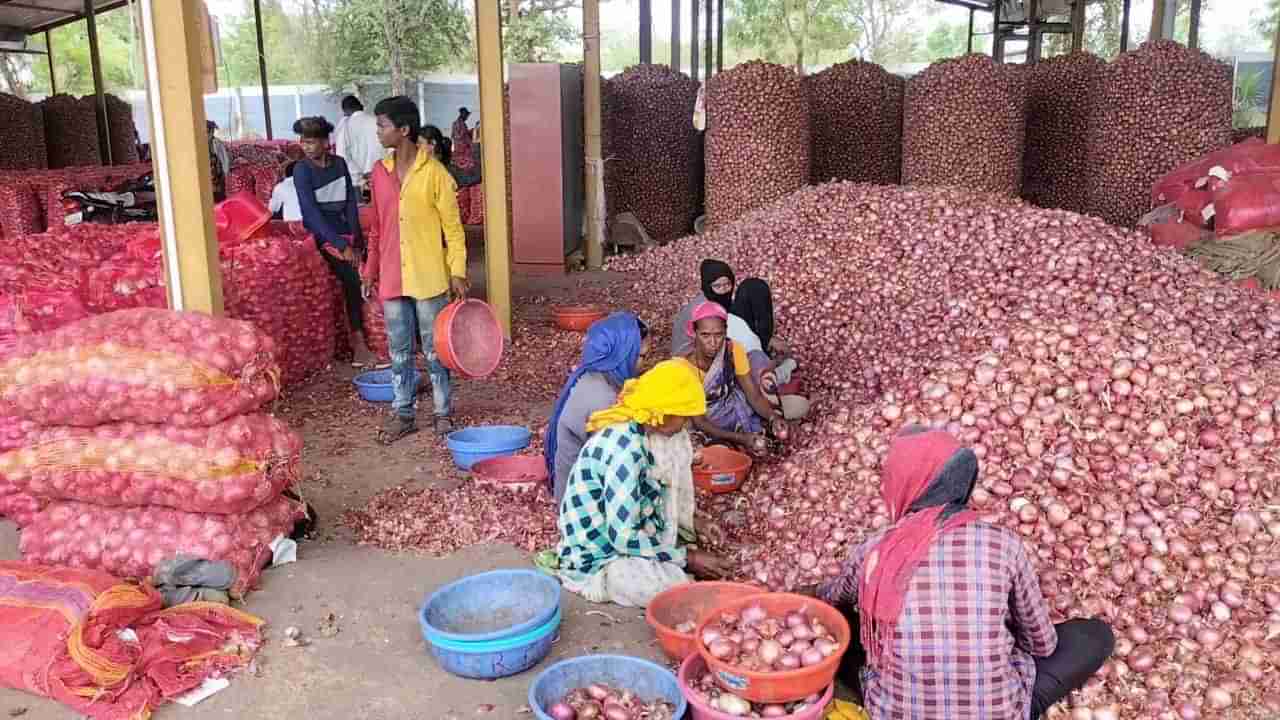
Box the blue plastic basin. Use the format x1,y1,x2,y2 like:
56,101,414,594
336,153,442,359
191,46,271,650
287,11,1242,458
528,655,688,720
352,368,418,403
445,425,532,469
422,607,560,680
420,569,562,644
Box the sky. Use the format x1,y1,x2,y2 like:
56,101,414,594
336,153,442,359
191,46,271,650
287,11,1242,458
204,0,1278,59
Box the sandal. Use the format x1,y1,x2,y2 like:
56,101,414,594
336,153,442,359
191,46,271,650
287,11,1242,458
433,416,456,436
378,416,418,445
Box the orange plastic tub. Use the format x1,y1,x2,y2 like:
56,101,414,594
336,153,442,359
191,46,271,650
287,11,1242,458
695,593,850,705
433,299,505,379
692,446,752,494
646,582,762,662
552,306,608,332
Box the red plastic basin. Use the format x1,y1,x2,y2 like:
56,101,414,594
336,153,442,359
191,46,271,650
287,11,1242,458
471,455,548,492
692,446,751,494
433,299,504,379
552,306,608,332
646,581,763,662
214,191,271,247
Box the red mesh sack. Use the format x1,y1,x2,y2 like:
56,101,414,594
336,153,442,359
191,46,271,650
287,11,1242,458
221,235,336,386
0,562,264,719
0,414,301,514
19,495,305,596
1174,189,1215,228
0,94,47,171
1153,139,1280,206
0,308,280,427
1213,172,1280,237
0,181,44,239
41,95,101,169
226,161,257,199
1150,221,1209,251
19,289,91,333
0,486,43,525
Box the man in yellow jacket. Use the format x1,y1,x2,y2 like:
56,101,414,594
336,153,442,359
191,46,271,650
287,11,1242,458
362,95,468,443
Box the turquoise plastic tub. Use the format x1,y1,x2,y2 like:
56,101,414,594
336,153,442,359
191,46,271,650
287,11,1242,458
352,368,418,403
419,569,561,644
420,607,560,680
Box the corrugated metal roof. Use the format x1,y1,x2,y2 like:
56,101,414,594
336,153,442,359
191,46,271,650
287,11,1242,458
0,0,129,35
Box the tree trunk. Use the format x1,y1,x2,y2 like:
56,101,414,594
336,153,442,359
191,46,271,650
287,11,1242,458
383,0,405,95
0,55,27,97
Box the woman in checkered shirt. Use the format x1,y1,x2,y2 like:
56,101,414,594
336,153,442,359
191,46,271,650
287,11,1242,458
818,427,1115,719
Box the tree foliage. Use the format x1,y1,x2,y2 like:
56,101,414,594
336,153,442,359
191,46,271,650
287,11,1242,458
725,0,854,74
848,0,917,66
324,0,469,93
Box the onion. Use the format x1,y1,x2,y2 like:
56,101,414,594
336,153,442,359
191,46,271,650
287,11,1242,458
548,702,577,720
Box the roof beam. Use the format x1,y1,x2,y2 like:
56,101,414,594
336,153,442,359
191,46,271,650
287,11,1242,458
26,0,130,34
0,1,74,15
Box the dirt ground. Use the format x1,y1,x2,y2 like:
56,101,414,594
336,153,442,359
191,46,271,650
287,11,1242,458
0,258,676,720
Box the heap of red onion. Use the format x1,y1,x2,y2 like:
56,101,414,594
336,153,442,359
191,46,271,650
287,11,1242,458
609,180,1280,717
549,683,676,720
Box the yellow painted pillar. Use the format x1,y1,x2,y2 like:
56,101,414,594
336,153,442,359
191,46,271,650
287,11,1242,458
140,0,223,314
1269,18,1280,144
474,0,512,335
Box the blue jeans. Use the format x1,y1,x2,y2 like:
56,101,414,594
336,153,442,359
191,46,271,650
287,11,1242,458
383,294,452,420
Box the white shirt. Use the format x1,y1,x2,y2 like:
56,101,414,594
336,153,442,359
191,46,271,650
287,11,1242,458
269,177,302,222
727,313,763,354
334,110,382,185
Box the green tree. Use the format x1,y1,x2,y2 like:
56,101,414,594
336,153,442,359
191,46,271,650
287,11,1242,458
924,21,968,61
1252,0,1279,42
504,8,578,62
726,0,853,74
324,0,469,93
849,0,917,66
218,1,315,87
31,8,138,95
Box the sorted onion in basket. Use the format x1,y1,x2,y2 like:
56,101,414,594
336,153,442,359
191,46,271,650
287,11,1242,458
557,684,676,720
689,669,823,718
700,604,839,673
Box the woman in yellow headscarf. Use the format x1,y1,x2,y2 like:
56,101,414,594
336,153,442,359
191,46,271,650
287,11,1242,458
550,359,733,607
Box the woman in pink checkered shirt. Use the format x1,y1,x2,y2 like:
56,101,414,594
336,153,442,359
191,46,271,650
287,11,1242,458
818,427,1114,719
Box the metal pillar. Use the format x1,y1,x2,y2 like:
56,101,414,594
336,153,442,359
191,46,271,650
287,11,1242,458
671,0,680,69
1121,0,1131,52
716,0,723,70
140,0,223,314
1027,0,1041,63
690,0,699,81
967,9,974,54
704,0,712,79
639,0,651,63
44,30,55,94
992,0,1003,61
253,0,274,139
474,0,513,332
1189,0,1201,48
583,0,603,270
84,0,113,164
1071,0,1085,52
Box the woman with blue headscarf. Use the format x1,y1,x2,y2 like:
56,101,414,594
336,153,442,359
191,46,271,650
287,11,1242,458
545,313,650,503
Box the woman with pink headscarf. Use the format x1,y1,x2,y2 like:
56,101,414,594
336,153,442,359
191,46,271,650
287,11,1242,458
679,301,786,454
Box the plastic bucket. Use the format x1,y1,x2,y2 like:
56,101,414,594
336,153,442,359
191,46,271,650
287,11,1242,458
420,568,561,644
433,299,504,379
528,655,688,720
551,306,608,332
695,593,850,704
445,425,532,470
422,606,560,680
679,653,833,720
646,581,763,662
692,446,752,494
214,191,271,246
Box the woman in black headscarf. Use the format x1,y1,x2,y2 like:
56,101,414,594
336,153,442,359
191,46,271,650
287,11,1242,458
671,259,735,356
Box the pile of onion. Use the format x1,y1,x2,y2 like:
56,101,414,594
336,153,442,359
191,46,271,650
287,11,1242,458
548,683,676,720
701,604,840,673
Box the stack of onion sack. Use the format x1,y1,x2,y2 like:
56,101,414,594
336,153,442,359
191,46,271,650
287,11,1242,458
0,562,264,720
0,309,304,595
704,61,810,229
0,93,47,171
902,54,1026,196
1022,52,1104,214
603,64,702,243
221,231,337,386
1086,40,1232,228
805,60,904,186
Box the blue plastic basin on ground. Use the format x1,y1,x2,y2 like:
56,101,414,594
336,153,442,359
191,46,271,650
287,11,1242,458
352,368,418,403
422,606,560,680
420,569,562,644
528,654,688,720
445,425,532,469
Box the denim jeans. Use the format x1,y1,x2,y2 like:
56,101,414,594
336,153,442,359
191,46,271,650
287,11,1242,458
383,294,451,420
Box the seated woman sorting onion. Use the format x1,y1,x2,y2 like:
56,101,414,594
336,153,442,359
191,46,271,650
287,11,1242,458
680,302,787,455
544,312,650,504
543,359,733,608
813,426,1114,720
